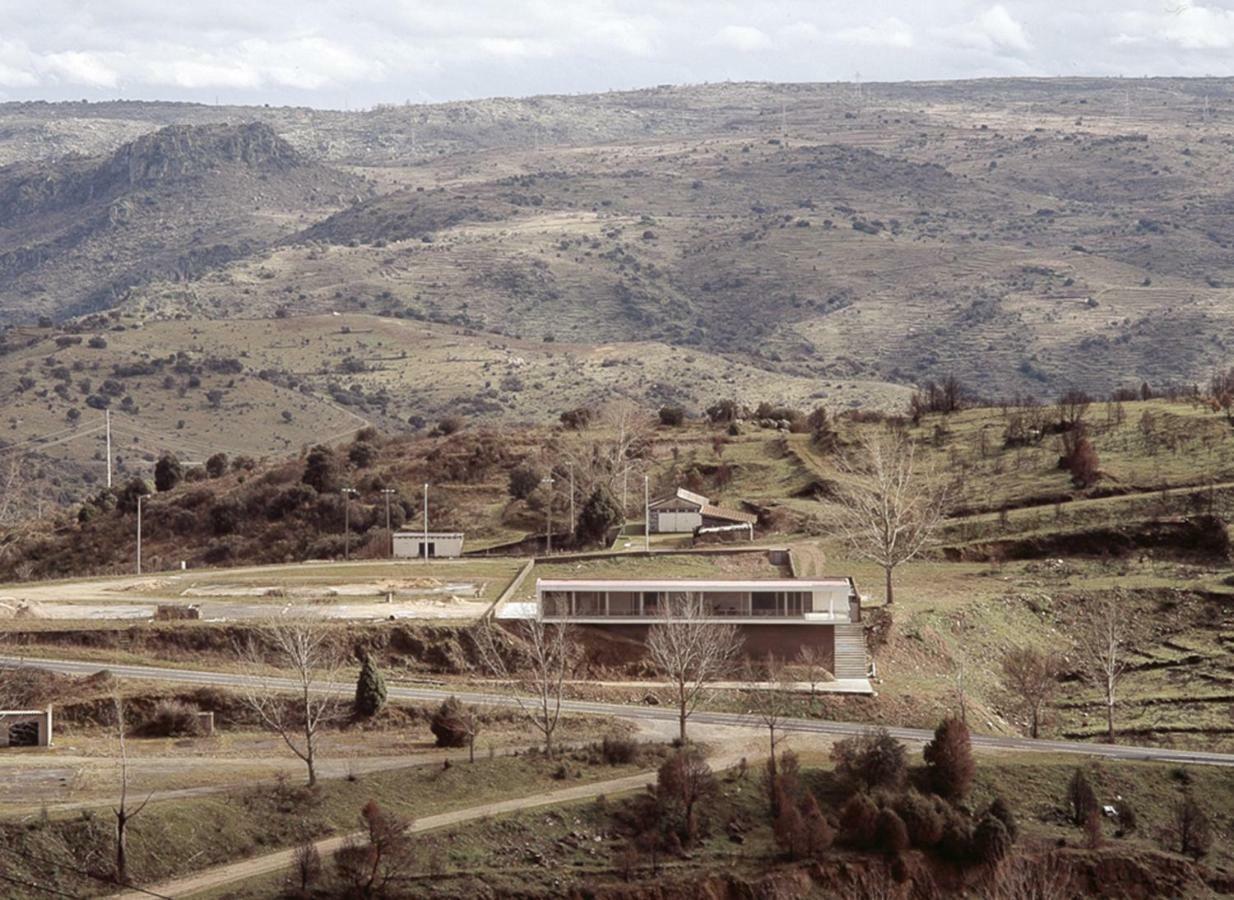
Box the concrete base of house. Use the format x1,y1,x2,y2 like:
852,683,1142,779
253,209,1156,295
566,678,875,695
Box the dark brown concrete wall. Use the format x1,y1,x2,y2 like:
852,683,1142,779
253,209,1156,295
576,623,835,671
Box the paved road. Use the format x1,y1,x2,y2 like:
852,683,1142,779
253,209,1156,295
6,654,1234,768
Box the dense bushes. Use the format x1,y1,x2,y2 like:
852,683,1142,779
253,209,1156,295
135,699,203,737
830,728,907,793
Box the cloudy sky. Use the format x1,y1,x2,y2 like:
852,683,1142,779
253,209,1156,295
2,1,1234,108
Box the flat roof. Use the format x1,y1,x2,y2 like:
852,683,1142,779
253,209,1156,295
537,578,851,591
394,531,465,538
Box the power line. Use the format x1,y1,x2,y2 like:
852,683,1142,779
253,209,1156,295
0,869,80,899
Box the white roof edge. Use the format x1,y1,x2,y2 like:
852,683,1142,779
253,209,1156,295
536,578,851,590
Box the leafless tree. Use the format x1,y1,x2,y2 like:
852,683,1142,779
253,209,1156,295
235,623,344,786
647,592,741,743
111,696,151,885
794,644,830,705
741,654,793,783
1071,593,1128,743
829,429,953,604
999,647,1063,738
1056,389,1091,432
473,618,576,757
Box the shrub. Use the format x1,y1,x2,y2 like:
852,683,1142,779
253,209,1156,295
1115,800,1138,836
800,792,834,860
354,652,387,718
973,813,1012,864
600,734,639,765
348,441,378,468
923,717,975,801
986,797,1018,842
895,790,946,849
202,452,228,479
154,453,183,493
209,500,241,536
429,696,470,747
302,445,340,493
655,748,715,847
830,728,907,793
838,793,878,849
577,485,623,546
138,699,203,737
508,465,541,500
873,808,910,856
1067,768,1098,826
559,407,593,430
658,406,685,427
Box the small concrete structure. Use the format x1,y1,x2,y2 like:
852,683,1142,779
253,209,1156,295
0,706,53,747
393,531,465,559
649,488,756,537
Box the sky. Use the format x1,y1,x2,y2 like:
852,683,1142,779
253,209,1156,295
2,1,1234,109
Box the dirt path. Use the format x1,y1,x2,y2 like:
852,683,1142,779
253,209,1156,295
110,750,744,900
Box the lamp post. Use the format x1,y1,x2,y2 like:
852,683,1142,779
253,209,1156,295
644,474,650,553
136,493,144,575
422,482,429,562
567,462,575,537
541,475,555,554
342,487,358,560
380,488,396,557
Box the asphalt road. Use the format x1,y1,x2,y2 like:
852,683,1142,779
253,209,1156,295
6,654,1234,768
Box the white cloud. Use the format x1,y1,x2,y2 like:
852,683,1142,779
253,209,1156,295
710,25,773,53
941,4,1032,55
43,51,119,87
1120,3,1234,50
834,17,914,49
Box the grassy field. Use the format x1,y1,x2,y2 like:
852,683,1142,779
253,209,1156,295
0,742,667,898
198,749,1234,899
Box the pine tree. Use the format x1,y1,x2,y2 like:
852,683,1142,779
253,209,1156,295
922,716,975,801
353,651,387,718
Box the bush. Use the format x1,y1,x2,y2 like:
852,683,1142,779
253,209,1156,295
923,717,975,801
830,728,907,793
137,699,203,737
302,445,340,494
658,406,685,427
429,696,471,747
873,808,910,856
576,485,623,546
600,734,639,765
508,465,541,500
973,813,1012,864
154,453,183,492
559,407,593,430
209,500,241,536
986,797,1018,842
353,652,387,718
348,441,378,468
1067,768,1098,826
838,793,879,849
205,452,229,479
895,790,946,849
1169,795,1213,860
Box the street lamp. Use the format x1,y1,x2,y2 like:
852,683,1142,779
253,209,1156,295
644,474,650,553
422,482,429,562
567,462,575,537
380,488,397,558
341,487,358,560
136,493,144,575
541,475,555,554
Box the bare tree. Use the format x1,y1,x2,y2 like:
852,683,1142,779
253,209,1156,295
112,696,151,885
473,617,576,757
236,623,344,786
794,644,830,706
983,852,1075,900
1071,594,1128,743
830,429,953,604
335,800,415,897
999,647,1063,738
741,654,793,785
647,592,741,743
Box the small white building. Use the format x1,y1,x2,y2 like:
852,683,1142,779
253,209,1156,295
393,531,465,559
0,706,53,747
648,487,757,536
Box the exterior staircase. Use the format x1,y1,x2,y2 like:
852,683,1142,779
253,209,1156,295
833,623,869,679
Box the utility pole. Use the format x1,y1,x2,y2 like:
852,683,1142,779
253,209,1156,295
568,462,575,537
541,475,555,554
135,494,143,575
422,482,429,562
106,409,112,489
644,474,650,553
342,487,357,560
381,488,396,558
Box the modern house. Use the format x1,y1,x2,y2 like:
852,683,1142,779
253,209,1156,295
648,487,757,537
392,531,465,559
529,576,869,683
